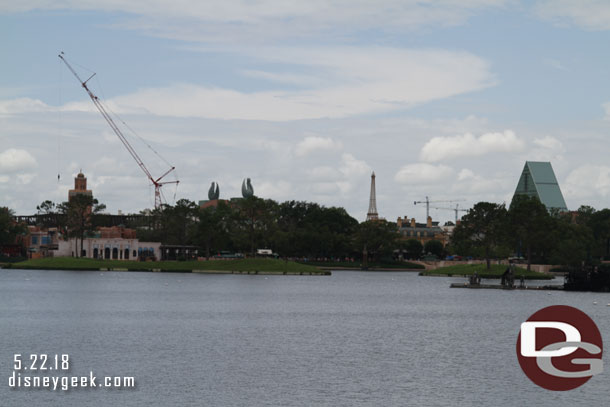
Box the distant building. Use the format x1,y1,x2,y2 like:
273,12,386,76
68,171,92,202
57,237,160,260
24,226,60,259
397,216,448,246
513,161,567,212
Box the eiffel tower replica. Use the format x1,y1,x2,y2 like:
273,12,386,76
366,171,379,221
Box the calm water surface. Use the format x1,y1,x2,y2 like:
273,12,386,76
1,269,608,406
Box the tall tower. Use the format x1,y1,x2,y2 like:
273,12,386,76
366,171,379,221
68,170,93,202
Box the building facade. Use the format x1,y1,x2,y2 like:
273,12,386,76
57,238,161,260
397,216,448,246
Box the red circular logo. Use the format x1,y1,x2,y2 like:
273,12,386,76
516,305,603,391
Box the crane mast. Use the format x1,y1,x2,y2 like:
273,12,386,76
58,53,178,209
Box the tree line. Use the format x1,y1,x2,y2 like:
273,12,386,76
136,198,399,261
1,197,401,262
450,195,610,270
5,194,609,268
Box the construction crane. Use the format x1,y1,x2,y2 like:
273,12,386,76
429,204,469,224
413,196,464,219
58,52,178,209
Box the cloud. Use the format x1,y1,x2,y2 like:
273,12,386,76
58,47,492,121
534,0,610,31
339,153,370,177
533,136,564,150
0,148,38,172
458,168,475,180
452,169,508,195
255,180,292,200
604,102,610,119
1,1,508,43
0,98,51,115
420,130,524,162
564,165,610,200
307,166,342,180
394,163,454,184
295,136,342,157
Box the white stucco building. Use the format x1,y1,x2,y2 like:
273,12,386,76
57,238,161,260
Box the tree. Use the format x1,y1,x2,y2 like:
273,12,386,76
404,239,423,259
508,195,551,271
232,197,277,255
354,220,398,265
197,201,233,258
548,220,594,267
36,200,61,229
0,207,26,247
589,209,610,260
58,195,106,257
451,202,507,270
424,239,444,258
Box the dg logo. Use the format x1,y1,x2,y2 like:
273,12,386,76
516,305,603,391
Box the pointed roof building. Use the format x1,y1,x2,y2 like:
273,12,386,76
513,161,567,211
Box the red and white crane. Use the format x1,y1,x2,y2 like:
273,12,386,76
58,52,178,209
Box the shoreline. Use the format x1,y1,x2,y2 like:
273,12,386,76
319,266,423,272
1,265,331,275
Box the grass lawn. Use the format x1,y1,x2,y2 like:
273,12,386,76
297,260,424,270
420,264,553,280
5,257,321,273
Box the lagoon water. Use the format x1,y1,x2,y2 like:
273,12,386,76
1,269,608,406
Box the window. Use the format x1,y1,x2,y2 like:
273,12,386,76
31,236,38,245
41,236,50,245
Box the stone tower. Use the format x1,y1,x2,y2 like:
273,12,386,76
366,171,379,221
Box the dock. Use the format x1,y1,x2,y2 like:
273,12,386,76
450,282,563,291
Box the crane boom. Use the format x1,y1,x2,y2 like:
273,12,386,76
413,196,465,219
428,204,469,223
58,53,178,209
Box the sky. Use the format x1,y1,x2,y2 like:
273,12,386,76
2,0,610,222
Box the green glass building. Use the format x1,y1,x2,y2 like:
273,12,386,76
513,161,568,211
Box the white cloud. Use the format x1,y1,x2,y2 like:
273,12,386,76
0,1,508,43
0,148,38,172
45,46,493,121
16,174,36,185
528,135,566,162
394,163,454,184
603,102,610,119
0,98,51,115
307,166,342,180
311,181,351,195
452,170,508,195
533,136,563,150
339,153,370,177
535,0,610,31
420,130,524,162
564,165,610,200
458,168,475,180
255,180,292,200
295,136,342,157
